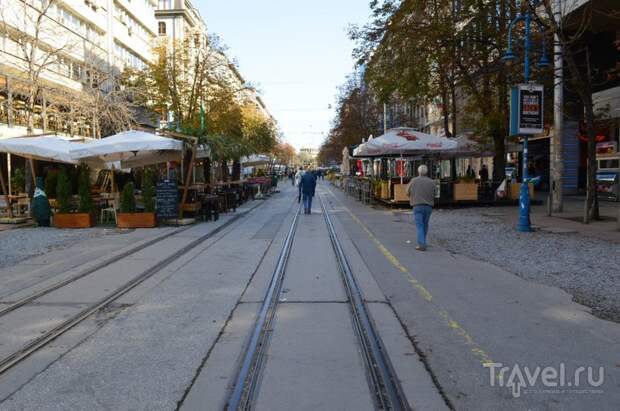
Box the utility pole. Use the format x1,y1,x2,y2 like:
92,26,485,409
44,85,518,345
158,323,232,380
551,0,564,213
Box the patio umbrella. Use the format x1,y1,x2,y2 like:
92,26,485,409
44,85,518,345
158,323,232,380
0,135,80,164
353,127,458,157
341,146,350,176
69,130,183,169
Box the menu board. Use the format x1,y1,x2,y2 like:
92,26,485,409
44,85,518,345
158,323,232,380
156,180,179,219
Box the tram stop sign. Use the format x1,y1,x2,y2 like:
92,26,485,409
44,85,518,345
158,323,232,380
510,83,544,136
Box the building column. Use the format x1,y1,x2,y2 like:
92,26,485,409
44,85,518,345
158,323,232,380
6,77,13,127
42,97,48,132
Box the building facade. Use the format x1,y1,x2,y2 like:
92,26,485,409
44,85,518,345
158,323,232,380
0,0,157,138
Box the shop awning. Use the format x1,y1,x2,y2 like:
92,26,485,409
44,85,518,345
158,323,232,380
353,128,458,157
70,130,183,168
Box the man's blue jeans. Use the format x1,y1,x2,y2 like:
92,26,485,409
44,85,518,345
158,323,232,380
413,205,432,247
303,194,313,212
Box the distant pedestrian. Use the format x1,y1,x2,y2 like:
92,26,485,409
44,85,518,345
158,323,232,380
406,165,435,251
479,164,489,183
294,167,304,187
299,169,317,214
466,165,475,179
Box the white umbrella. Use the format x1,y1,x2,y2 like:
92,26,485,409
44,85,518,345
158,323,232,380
241,154,271,167
353,127,458,157
341,146,350,176
70,130,183,168
0,136,80,164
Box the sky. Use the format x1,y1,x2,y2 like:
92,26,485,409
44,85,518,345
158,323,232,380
198,1,372,150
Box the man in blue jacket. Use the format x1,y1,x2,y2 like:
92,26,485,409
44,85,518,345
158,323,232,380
298,169,317,214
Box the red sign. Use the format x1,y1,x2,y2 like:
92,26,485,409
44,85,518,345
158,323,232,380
396,130,418,141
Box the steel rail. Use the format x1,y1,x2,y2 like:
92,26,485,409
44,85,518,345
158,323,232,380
226,204,301,411
0,226,192,318
319,194,410,411
0,201,266,376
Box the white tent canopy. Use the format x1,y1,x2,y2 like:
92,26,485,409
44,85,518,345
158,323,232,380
241,154,271,167
70,130,183,168
0,135,80,164
353,127,458,157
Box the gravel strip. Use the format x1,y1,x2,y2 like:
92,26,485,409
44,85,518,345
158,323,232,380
0,227,120,270
428,208,620,323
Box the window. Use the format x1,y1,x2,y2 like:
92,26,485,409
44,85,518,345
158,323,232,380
158,22,166,35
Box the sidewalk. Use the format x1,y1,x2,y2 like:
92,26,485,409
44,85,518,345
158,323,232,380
499,194,620,243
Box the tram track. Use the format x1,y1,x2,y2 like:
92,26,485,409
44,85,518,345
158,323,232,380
225,193,410,411
0,200,267,377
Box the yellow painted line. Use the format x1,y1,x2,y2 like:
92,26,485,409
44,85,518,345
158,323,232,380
325,188,494,367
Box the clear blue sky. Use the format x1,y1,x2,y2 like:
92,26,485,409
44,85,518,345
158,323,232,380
199,1,372,150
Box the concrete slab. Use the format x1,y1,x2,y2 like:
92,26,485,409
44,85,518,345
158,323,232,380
240,212,296,303
254,303,374,411
322,197,386,303
34,257,156,304
0,303,90,358
0,310,120,403
0,193,295,411
280,213,347,302
325,184,620,411
367,302,448,410
180,303,260,411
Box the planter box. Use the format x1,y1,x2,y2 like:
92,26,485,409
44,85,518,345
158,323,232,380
453,183,479,201
380,181,391,199
393,184,409,202
117,212,156,229
54,213,95,229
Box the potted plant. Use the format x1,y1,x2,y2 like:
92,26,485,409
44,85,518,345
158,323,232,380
54,165,96,228
117,177,157,228
11,168,26,194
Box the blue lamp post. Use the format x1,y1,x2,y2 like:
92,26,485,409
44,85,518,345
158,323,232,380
502,1,550,232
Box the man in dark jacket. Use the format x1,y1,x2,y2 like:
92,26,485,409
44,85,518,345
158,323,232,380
298,170,317,214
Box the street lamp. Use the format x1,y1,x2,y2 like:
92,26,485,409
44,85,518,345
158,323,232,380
502,0,549,232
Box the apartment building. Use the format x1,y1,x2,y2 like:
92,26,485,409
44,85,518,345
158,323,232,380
0,0,157,138
154,0,273,124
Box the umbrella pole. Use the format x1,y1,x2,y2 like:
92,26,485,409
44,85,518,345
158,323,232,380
179,144,197,219
111,166,115,193
29,157,36,187
0,163,13,219
7,153,11,196
400,153,404,185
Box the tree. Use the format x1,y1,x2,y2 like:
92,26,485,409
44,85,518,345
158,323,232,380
0,0,77,192
350,0,533,181
0,0,76,134
533,0,609,222
272,142,296,166
318,73,382,165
